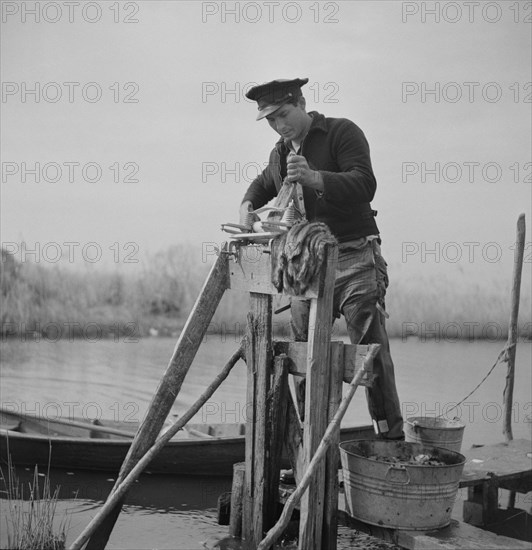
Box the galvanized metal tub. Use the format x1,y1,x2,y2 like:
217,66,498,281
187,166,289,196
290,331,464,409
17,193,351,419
405,416,465,453
340,440,466,530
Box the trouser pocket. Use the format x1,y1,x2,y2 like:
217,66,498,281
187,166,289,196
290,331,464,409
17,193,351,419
372,240,389,307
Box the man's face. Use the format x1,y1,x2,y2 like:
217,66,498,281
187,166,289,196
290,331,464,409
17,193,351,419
265,100,308,142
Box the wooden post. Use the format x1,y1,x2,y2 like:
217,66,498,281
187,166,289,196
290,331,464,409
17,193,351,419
243,294,273,548
229,462,245,537
464,483,499,527
285,391,305,485
257,349,377,550
84,253,229,550
265,355,290,523
322,341,344,550
299,244,338,550
503,214,526,442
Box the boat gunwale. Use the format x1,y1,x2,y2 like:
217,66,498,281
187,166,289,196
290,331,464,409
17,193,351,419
0,428,244,447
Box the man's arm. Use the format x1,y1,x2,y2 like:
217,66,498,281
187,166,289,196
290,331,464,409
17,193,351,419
284,120,375,204
317,120,377,204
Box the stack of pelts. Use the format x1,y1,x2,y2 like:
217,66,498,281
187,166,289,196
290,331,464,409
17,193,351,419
271,222,337,295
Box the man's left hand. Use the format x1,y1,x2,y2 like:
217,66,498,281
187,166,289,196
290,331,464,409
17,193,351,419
287,155,324,191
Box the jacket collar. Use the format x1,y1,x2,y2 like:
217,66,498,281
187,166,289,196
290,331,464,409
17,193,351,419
306,111,328,133
275,111,327,153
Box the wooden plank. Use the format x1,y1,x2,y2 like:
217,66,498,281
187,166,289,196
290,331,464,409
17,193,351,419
395,519,532,550
265,355,290,529
243,294,273,548
339,511,531,550
85,252,229,550
228,244,319,297
252,294,273,544
284,391,305,486
460,439,532,489
299,244,338,550
229,462,245,537
243,314,256,543
322,341,344,550
273,341,373,387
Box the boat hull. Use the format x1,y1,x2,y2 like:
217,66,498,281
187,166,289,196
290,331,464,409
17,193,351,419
1,429,246,476
0,410,375,476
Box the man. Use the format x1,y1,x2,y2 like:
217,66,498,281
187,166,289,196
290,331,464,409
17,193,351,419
239,78,403,440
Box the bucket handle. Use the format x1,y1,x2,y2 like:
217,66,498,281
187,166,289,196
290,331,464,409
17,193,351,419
385,465,410,485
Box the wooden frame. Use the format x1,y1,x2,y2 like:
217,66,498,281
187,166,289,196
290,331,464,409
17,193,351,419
228,243,376,550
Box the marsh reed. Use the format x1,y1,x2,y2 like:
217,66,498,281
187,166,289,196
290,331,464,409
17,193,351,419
1,448,70,550
1,246,530,341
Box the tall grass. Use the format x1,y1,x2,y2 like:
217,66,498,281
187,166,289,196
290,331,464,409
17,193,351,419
385,270,531,340
1,451,69,550
0,245,209,338
1,246,530,340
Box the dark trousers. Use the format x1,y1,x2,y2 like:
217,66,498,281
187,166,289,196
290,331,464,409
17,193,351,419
290,239,404,439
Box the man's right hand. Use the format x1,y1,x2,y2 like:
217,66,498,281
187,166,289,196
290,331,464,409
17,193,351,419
239,201,259,227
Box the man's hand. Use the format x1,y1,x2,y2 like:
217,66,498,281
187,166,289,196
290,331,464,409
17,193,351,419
239,201,259,227
287,154,324,191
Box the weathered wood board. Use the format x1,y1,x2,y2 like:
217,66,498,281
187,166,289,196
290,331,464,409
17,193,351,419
339,511,531,550
460,439,532,491
227,244,321,297
298,244,337,550
273,341,374,387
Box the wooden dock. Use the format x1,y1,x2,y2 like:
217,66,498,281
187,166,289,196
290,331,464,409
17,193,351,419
338,438,531,550
339,502,531,550
459,439,532,532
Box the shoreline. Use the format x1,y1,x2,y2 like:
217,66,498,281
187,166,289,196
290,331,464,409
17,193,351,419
1,328,531,343
2,247,531,343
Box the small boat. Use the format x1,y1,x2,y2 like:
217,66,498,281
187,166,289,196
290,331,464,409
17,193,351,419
0,408,375,476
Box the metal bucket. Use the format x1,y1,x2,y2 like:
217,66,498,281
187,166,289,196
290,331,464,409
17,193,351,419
405,416,465,453
340,440,465,530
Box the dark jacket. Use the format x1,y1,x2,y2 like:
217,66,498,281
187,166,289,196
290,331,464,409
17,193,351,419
241,111,379,242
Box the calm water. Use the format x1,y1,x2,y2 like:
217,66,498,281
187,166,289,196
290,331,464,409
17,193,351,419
1,336,531,548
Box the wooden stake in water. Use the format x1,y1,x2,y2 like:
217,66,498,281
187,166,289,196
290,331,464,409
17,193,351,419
502,214,526,442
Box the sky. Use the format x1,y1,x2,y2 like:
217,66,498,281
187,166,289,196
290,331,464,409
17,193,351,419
1,0,531,294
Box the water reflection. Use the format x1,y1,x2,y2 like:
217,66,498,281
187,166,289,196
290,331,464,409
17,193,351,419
1,337,531,547
0,464,233,549
3,465,232,513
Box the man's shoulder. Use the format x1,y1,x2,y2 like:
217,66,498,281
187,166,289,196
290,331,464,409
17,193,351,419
327,117,364,134
310,111,363,133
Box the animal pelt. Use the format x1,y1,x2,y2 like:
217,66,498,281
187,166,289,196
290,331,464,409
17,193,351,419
271,222,337,295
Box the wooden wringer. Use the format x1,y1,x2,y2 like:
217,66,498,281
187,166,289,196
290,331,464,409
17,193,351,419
221,178,307,241
221,180,378,550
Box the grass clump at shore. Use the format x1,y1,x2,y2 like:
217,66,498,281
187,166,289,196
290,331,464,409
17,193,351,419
1,453,70,550
1,245,530,341
0,245,208,339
